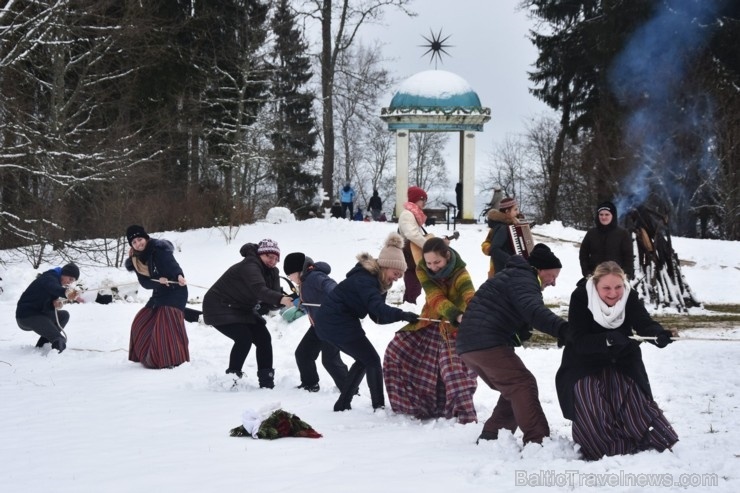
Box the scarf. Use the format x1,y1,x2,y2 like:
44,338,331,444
585,278,630,329
426,249,457,281
404,201,427,227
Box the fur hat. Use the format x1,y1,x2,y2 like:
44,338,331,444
377,233,407,272
257,238,280,260
61,263,80,280
283,252,306,276
499,197,517,211
527,243,562,270
407,186,427,204
126,225,149,246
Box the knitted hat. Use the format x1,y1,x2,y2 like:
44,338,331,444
596,201,617,217
61,263,80,280
527,243,562,270
407,186,427,204
257,238,280,260
283,252,306,276
126,225,149,246
499,197,517,211
377,233,407,271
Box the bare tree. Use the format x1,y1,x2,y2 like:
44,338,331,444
297,0,414,207
408,132,450,203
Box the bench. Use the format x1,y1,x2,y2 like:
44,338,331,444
423,208,447,227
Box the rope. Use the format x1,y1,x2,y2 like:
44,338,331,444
630,335,740,342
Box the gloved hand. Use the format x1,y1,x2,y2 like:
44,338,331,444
292,297,301,308
655,330,675,348
400,311,419,323
605,331,630,349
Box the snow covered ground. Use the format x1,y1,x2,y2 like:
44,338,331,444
1,217,738,492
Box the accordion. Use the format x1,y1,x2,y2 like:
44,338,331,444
508,223,535,258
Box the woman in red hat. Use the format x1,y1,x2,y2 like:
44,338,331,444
397,186,431,304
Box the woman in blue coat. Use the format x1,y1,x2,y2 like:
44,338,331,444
125,225,190,369
314,233,418,412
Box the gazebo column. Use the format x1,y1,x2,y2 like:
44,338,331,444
395,130,410,219
460,131,476,222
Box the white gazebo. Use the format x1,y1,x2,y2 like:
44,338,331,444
379,70,491,222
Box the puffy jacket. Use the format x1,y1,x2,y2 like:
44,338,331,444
125,239,187,310
456,255,567,355
314,254,407,345
16,268,68,319
203,243,283,327
298,259,337,323
340,185,355,203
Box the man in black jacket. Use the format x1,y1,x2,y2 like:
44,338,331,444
456,244,567,445
16,263,81,353
579,201,634,278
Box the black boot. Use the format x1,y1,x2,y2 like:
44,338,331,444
51,338,66,353
35,337,50,348
258,368,275,389
334,364,366,412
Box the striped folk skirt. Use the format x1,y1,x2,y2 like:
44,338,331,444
129,306,190,369
383,325,477,423
573,367,678,460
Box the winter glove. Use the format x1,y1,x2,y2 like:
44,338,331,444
654,330,675,348
605,331,630,349
400,311,419,323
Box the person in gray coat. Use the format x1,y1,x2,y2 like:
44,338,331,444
456,244,568,445
203,239,293,388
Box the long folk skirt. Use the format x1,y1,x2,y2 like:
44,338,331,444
572,367,678,460
129,306,190,369
383,326,477,423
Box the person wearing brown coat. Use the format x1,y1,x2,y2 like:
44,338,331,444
203,239,293,388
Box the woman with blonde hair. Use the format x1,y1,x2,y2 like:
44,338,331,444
557,261,678,460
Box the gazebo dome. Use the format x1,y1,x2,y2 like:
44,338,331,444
388,70,482,110
380,70,490,132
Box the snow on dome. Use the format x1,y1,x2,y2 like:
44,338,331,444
389,70,482,109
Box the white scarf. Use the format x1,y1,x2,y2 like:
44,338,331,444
586,278,630,329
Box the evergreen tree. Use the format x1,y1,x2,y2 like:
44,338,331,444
268,0,320,215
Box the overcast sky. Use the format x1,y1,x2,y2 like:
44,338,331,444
360,0,555,175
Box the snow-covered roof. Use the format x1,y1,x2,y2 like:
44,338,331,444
388,70,482,109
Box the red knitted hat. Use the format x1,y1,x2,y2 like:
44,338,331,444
407,186,427,204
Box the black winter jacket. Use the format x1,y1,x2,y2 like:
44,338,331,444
202,243,283,327
314,254,406,345
486,209,518,273
556,281,664,420
16,268,68,319
579,204,634,277
125,239,188,310
456,255,567,355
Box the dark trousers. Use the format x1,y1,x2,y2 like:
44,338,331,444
335,335,384,409
17,311,69,344
461,346,550,444
402,264,422,304
214,321,272,373
341,201,353,219
295,325,349,389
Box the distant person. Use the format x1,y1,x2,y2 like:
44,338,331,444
378,212,388,222
339,182,356,219
398,186,440,304
16,263,81,353
579,201,634,278
125,225,190,369
557,261,678,460
368,190,383,221
482,197,521,278
283,252,349,393
330,201,343,219
353,207,364,221
203,239,293,388
314,233,419,412
456,244,568,445
455,182,463,220
384,237,478,423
